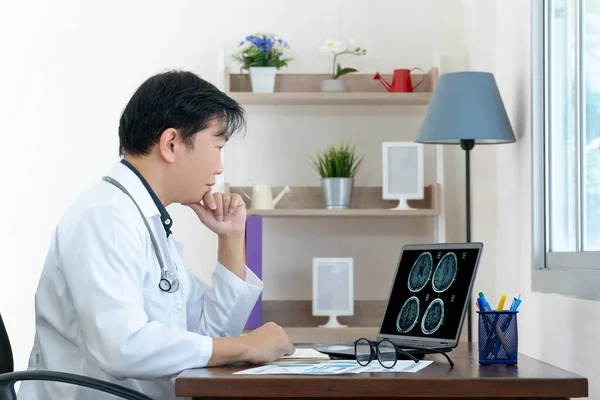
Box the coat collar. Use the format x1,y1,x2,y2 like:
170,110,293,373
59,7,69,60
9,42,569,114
105,160,173,236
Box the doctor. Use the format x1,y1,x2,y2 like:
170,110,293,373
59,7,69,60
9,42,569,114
18,70,295,399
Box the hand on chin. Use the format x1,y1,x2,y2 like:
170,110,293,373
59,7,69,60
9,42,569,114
184,191,246,237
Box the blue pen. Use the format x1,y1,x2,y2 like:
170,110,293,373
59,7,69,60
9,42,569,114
478,294,503,357
480,291,509,357
476,297,486,313
477,297,496,356
510,294,522,311
478,292,493,311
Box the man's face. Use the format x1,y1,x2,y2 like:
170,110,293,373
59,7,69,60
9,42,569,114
174,119,225,204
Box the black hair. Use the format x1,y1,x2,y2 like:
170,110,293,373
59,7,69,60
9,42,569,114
118,70,246,156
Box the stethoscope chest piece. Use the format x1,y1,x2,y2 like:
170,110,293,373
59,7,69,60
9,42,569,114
159,269,180,293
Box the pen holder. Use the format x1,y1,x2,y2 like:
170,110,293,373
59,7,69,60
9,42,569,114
477,311,518,365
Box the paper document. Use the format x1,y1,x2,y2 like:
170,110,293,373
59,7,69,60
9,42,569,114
233,360,432,375
278,348,330,360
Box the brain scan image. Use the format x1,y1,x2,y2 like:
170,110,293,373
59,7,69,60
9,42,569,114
407,252,433,292
421,298,444,335
396,296,420,334
432,252,458,293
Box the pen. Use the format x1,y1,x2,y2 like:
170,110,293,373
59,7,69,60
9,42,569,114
476,295,503,356
478,292,514,358
476,297,484,312
478,292,492,311
477,298,496,349
509,294,522,311
485,313,514,359
496,294,507,311
491,294,522,357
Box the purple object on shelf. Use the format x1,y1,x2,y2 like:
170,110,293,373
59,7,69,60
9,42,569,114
245,216,262,329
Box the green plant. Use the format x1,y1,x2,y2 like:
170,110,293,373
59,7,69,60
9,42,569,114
232,32,293,70
319,38,367,79
309,143,364,178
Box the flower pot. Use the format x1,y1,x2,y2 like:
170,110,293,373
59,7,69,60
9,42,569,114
249,66,277,93
321,79,345,92
321,177,354,209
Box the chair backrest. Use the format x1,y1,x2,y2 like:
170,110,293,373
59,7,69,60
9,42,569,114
0,313,14,374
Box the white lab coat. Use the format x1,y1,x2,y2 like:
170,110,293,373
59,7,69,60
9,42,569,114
17,162,263,400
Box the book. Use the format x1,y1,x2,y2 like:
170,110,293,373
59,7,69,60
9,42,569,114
278,348,330,361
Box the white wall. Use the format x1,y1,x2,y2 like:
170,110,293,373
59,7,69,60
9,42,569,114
468,0,600,398
1,0,470,372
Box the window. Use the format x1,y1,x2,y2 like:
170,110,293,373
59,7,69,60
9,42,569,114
533,0,600,298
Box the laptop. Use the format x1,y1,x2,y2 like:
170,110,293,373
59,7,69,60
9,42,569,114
314,242,484,358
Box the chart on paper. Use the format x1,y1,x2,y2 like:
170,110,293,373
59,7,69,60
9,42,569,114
233,360,432,375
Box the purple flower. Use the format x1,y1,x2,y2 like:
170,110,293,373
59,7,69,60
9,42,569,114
239,40,245,46
251,36,273,52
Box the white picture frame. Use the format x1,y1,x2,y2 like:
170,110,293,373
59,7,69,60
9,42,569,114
382,142,424,210
312,258,354,328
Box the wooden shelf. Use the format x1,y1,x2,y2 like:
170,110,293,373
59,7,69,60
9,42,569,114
245,208,437,217
224,67,439,106
228,184,441,218
227,91,432,106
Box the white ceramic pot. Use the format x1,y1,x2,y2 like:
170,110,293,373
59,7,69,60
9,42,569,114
321,79,345,92
249,66,277,93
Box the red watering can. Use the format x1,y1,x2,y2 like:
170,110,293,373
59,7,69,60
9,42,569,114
373,68,425,92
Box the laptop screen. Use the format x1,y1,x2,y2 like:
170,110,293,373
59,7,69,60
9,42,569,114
378,243,483,345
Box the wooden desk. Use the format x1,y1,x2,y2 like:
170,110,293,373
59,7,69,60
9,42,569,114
175,344,588,399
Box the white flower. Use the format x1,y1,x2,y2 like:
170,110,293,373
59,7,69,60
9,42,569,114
319,38,347,53
239,42,252,52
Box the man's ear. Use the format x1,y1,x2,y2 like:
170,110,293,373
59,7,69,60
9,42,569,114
158,128,179,163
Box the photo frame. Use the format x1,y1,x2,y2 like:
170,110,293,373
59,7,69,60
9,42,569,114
382,142,424,210
312,258,354,328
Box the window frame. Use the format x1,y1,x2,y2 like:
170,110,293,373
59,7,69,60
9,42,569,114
532,0,600,300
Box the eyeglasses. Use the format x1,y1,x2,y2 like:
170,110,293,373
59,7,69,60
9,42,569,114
354,338,455,368
354,338,418,369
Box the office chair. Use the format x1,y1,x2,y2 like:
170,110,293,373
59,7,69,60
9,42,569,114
0,313,153,400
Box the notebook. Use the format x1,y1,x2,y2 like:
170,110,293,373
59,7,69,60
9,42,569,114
276,348,330,361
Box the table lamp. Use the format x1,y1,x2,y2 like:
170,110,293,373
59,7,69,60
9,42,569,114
415,71,516,342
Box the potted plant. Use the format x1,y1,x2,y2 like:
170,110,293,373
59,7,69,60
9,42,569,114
309,143,364,209
318,38,367,92
232,32,293,93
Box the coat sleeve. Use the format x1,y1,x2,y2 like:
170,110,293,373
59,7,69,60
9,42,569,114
184,259,263,338
60,205,214,380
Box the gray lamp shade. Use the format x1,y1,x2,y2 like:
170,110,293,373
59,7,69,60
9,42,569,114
415,71,516,144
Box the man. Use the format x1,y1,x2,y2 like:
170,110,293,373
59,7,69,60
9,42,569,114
18,70,295,399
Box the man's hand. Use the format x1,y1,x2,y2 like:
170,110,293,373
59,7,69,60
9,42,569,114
185,192,246,237
207,322,295,367
240,322,295,364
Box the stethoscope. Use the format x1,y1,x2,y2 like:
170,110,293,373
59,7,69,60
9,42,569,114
102,176,180,293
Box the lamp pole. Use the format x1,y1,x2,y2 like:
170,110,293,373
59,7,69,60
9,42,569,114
461,139,475,342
